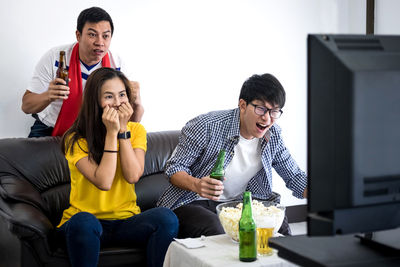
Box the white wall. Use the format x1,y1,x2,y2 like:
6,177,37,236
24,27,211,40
375,0,400,34
0,0,378,206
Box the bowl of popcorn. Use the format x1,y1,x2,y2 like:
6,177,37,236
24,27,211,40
216,200,285,242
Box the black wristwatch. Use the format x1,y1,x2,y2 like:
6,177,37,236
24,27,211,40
118,131,131,139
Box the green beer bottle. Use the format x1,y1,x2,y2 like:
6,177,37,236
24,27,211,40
210,149,225,181
239,191,257,262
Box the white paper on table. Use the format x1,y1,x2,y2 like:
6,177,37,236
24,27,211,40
173,237,205,249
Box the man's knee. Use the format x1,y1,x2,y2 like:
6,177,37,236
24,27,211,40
174,204,224,238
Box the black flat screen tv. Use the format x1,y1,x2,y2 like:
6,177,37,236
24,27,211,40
307,34,400,249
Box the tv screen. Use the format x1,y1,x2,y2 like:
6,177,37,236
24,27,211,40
307,34,400,237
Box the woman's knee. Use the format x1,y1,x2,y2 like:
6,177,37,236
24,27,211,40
65,212,102,237
151,207,179,236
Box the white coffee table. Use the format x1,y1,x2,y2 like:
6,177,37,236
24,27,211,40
163,234,298,267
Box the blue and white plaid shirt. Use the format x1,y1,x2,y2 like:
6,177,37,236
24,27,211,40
157,108,307,210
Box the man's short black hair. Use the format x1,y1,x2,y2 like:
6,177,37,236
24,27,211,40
77,7,114,35
239,74,286,108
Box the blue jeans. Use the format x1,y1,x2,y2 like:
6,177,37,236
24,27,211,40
57,207,178,267
28,114,53,137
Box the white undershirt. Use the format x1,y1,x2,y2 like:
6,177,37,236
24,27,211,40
219,135,262,201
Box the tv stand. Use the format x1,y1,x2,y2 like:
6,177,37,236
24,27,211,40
355,227,400,255
269,232,400,267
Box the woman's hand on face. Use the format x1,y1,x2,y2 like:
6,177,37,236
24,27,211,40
117,102,133,132
102,105,120,134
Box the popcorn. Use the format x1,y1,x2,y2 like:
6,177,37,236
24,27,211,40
217,200,284,242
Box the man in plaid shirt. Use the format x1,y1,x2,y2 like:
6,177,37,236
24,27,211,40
157,74,307,238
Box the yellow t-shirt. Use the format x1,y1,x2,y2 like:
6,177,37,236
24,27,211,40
57,122,147,227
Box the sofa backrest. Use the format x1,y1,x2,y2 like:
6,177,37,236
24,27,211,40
137,130,180,210
0,131,179,228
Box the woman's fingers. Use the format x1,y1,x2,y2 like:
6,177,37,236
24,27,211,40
102,106,120,131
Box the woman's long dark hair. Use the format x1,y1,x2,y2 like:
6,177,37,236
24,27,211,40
61,67,133,164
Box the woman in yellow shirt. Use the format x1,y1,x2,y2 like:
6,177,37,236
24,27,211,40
57,67,178,267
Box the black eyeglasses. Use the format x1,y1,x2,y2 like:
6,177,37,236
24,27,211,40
249,103,283,119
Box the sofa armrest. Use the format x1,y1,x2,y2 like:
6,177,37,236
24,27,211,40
0,200,53,240
0,175,46,212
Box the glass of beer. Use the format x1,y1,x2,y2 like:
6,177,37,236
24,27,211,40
256,217,275,256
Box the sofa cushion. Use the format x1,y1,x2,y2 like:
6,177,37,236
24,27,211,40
143,130,180,176
136,172,169,211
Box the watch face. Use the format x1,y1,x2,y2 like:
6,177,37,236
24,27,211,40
118,131,131,139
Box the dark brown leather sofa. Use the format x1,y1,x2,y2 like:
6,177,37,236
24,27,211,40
0,130,179,267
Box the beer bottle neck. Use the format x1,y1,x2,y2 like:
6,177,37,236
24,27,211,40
59,51,66,68
211,149,225,174
242,192,253,218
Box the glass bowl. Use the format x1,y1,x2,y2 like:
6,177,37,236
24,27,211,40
216,200,285,242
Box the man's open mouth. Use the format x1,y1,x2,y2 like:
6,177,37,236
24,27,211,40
256,123,267,131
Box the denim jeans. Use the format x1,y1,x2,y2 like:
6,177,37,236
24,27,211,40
57,207,179,267
28,114,53,137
